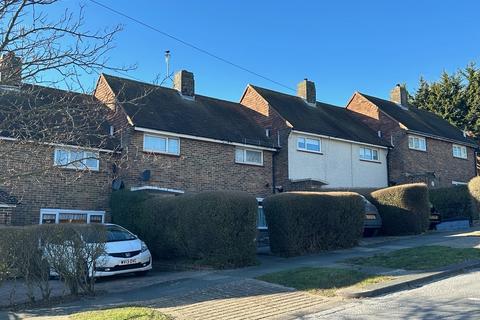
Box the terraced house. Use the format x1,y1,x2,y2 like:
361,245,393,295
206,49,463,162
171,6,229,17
240,79,391,191
347,85,478,187
94,70,276,198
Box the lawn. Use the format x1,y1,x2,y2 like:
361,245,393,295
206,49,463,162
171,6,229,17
69,307,172,320
256,267,392,297
345,246,480,270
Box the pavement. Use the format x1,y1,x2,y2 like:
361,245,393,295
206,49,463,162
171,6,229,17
3,227,480,320
304,268,480,319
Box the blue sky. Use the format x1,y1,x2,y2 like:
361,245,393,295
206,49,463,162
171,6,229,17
49,0,479,106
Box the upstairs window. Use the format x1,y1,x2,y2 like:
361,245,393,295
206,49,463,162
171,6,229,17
359,147,379,161
143,134,180,155
297,136,321,153
408,135,426,151
452,144,467,159
235,148,263,165
54,149,99,171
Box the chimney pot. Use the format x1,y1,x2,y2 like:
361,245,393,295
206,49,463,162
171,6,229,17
0,52,22,86
173,70,194,97
297,79,316,105
390,84,408,107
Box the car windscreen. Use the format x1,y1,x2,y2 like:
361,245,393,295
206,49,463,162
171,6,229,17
106,225,137,242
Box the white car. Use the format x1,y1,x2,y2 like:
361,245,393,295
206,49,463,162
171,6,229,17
94,224,152,277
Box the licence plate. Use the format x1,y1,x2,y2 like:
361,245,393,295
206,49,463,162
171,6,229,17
120,259,137,265
365,214,377,220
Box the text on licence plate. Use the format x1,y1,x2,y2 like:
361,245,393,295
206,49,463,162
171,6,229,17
120,259,137,265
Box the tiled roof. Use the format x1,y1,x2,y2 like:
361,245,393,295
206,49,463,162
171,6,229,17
360,93,476,146
251,85,391,147
102,74,274,148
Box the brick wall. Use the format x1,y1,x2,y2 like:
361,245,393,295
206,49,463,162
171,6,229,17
240,86,291,192
347,93,477,187
119,129,274,197
0,207,12,225
0,140,115,225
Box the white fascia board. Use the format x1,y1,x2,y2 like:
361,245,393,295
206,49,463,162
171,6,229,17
291,130,389,150
0,136,117,153
134,127,277,152
0,204,16,208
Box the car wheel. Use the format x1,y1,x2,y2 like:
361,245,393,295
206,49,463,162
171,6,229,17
135,270,149,277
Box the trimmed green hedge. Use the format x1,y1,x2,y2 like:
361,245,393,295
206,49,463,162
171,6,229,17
370,183,430,235
468,177,480,220
263,192,364,257
429,185,474,221
111,191,257,268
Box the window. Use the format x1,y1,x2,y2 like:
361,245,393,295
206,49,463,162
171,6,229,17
452,145,467,159
39,209,105,224
143,134,180,155
359,147,379,161
257,202,267,229
54,149,99,171
452,181,468,186
235,148,263,165
408,135,426,151
297,136,321,153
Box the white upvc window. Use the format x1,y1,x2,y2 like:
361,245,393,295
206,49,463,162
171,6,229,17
143,134,180,155
359,147,379,161
408,135,426,151
54,148,99,171
235,148,263,166
297,136,322,153
452,181,468,186
452,144,467,159
39,209,105,224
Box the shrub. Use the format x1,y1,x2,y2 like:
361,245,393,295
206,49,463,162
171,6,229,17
429,185,474,221
112,190,258,268
468,177,480,220
370,183,430,235
263,192,365,257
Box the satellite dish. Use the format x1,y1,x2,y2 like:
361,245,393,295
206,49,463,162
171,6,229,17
112,179,124,191
142,170,151,181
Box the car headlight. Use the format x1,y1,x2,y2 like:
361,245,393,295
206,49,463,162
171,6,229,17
141,241,149,253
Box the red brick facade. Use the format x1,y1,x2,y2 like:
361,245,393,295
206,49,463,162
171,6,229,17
347,93,477,187
0,140,114,225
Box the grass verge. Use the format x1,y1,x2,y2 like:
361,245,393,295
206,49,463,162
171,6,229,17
256,267,392,297
69,306,172,320
345,246,480,270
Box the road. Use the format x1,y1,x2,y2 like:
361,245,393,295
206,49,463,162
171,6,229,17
304,269,480,320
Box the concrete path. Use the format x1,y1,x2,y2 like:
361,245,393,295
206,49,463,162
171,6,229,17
3,228,480,320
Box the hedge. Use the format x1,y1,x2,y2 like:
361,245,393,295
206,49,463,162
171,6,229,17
263,192,364,257
111,191,257,268
468,177,480,220
429,185,475,221
370,183,430,235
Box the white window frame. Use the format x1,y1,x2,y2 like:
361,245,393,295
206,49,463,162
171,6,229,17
452,144,467,159
39,208,105,224
359,147,380,162
53,148,99,171
296,136,322,154
143,133,180,155
452,181,468,186
256,198,267,230
408,135,427,151
235,148,263,166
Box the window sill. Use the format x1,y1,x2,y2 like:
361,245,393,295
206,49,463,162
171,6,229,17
257,227,268,230
235,161,264,167
143,150,180,157
359,159,381,164
54,165,99,172
453,156,468,160
297,149,323,155
408,147,427,152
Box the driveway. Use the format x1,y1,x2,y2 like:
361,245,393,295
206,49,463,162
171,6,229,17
4,228,480,320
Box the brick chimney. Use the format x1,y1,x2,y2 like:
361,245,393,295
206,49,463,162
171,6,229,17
173,70,194,97
390,84,408,108
297,79,316,105
0,52,22,86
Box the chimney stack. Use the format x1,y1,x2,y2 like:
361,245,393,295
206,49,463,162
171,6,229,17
0,52,22,86
390,84,408,108
297,79,316,105
173,70,194,98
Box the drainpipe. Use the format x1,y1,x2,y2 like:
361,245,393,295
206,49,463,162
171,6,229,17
386,147,392,186
272,151,276,194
